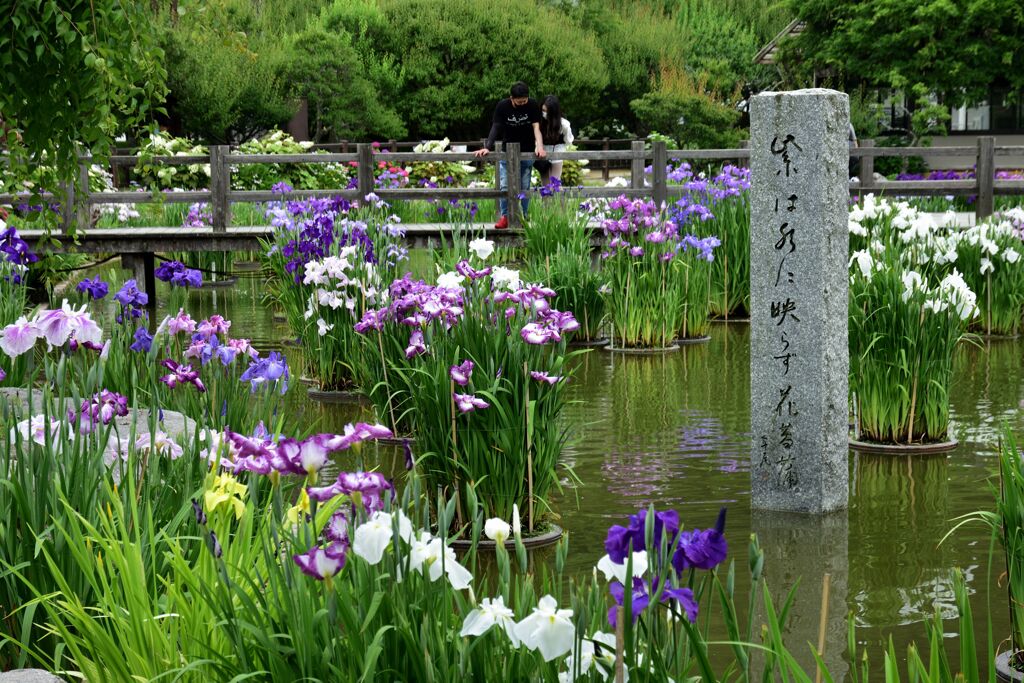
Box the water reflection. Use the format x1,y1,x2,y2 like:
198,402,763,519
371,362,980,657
174,271,1024,678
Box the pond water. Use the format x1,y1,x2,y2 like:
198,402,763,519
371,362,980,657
176,266,1018,678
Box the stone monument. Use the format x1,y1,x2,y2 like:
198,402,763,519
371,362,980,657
749,89,849,513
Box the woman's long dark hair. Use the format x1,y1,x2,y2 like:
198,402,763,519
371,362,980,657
542,95,563,143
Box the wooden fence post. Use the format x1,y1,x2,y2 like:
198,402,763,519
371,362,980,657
341,139,349,154
858,139,874,192
976,136,995,220
357,143,374,199
652,140,668,208
630,140,645,191
602,137,610,182
506,142,522,229
210,145,230,232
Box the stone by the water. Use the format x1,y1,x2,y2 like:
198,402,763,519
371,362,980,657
0,670,66,683
749,89,850,514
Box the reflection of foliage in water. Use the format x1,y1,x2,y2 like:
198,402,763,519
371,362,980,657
849,454,958,628
950,338,1024,444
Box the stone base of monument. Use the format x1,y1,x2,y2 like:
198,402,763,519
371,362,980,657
996,651,1024,683
674,335,711,345
449,523,562,551
567,337,610,349
307,387,368,404
606,344,681,354
848,438,958,455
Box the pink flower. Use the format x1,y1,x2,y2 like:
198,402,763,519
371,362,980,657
197,315,231,340
454,393,490,413
0,317,42,358
166,309,197,336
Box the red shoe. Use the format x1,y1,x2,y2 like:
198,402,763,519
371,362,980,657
494,215,509,230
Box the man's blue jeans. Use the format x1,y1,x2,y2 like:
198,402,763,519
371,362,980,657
498,160,534,218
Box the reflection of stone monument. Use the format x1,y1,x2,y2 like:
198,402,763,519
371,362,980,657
752,510,849,679
749,89,849,513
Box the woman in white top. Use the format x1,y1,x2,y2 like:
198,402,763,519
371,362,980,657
540,95,574,181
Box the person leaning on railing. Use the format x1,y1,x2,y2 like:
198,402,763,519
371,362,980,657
473,81,547,230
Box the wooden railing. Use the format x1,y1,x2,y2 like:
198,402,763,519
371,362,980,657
2,139,1023,236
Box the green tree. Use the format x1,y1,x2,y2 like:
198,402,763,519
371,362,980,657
279,28,405,141
780,0,1024,106
320,0,609,140
0,0,166,189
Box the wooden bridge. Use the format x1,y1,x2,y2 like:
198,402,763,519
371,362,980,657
5,138,1024,299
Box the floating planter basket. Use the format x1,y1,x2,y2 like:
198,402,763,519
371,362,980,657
449,523,563,551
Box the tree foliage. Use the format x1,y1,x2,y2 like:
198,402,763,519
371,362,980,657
0,0,166,187
320,0,610,140
780,0,1024,106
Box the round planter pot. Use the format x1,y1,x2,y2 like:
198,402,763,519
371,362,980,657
568,337,610,349
674,335,711,346
996,650,1024,683
710,316,750,323
232,261,263,273
606,344,681,354
273,314,288,323
848,438,959,455
201,276,238,289
307,387,368,404
981,333,1021,341
449,524,563,551
298,375,317,386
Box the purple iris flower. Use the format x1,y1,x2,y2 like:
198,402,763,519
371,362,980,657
607,577,699,627
271,181,294,194
449,359,474,386
405,329,427,358
130,326,153,353
114,280,148,320
293,545,346,580
672,508,728,572
307,470,393,511
159,359,206,392
156,261,204,288
239,351,290,393
403,439,415,470
0,227,39,266
530,371,564,385
69,390,129,433
454,393,489,414
604,509,680,564
76,276,109,300
0,366,5,383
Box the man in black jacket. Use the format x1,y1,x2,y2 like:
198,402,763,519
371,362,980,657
473,81,547,229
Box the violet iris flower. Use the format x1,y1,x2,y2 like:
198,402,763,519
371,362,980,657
130,326,153,353
114,280,148,321
607,577,699,627
604,509,680,564
293,544,346,580
530,371,564,385
240,351,289,393
672,507,728,572
69,390,128,433
76,276,109,300
449,359,474,386
454,393,489,413
308,470,394,511
405,329,427,358
159,359,206,392
0,227,38,266
0,366,5,383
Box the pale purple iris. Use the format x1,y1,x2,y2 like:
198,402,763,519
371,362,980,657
449,359,474,386
224,423,392,478
196,315,231,340
0,318,42,358
0,366,5,383
405,329,427,358
455,259,492,280
530,371,564,385
76,276,109,300
671,508,728,572
130,326,153,353
454,393,489,413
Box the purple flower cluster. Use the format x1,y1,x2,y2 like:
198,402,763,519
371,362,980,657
0,226,39,267
76,276,109,300
597,196,719,263
278,203,376,283
354,274,465,349
113,280,149,322
603,508,728,627
184,203,212,229
68,389,129,433
155,260,203,288
239,351,289,393
216,423,392,478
